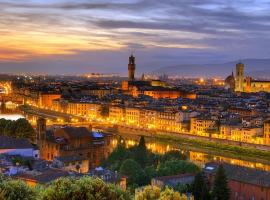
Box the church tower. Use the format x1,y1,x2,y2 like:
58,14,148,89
128,54,136,81
36,117,46,140
235,63,244,92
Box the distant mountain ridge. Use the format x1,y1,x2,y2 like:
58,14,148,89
150,58,270,78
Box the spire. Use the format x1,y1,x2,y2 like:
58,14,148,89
232,70,234,77
141,73,145,81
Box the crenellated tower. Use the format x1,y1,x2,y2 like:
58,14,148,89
128,54,136,81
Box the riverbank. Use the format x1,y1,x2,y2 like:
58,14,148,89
115,125,270,162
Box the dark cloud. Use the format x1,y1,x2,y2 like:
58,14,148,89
0,0,270,74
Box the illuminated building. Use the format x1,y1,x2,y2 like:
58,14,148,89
128,54,136,81
109,105,125,123
224,71,235,90
122,55,196,99
67,101,88,116
67,101,101,118
235,63,244,92
226,62,270,93
190,117,217,135
264,121,270,145
231,127,262,143
38,92,61,109
37,119,107,169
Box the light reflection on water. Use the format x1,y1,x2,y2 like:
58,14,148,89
110,138,270,172
0,114,24,121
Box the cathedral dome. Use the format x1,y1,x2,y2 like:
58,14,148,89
225,72,235,90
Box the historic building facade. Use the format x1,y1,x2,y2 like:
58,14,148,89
225,63,270,93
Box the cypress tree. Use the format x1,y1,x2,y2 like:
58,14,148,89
192,172,211,200
212,165,230,200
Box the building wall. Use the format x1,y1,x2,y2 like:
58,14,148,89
190,118,217,135
143,90,181,99
229,179,270,200
54,159,89,173
264,122,270,145
0,148,38,158
38,93,61,109
231,127,262,143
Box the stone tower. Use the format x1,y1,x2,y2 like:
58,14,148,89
128,54,136,81
235,63,244,92
36,117,46,140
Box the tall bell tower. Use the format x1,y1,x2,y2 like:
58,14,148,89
235,63,244,92
128,54,136,81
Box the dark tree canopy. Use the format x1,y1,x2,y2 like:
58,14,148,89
119,159,147,187
0,118,35,141
212,165,230,200
192,172,211,200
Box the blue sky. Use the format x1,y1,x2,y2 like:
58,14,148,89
0,0,270,74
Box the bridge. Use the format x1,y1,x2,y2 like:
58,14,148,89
0,81,12,94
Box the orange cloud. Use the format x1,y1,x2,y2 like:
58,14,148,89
0,30,124,61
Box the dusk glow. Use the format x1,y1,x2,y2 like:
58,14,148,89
1,0,270,74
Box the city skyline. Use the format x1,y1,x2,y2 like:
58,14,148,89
1,0,270,74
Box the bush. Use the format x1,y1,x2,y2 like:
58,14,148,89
40,176,131,200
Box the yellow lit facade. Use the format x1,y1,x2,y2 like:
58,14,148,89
190,117,217,135
264,121,270,145
231,127,262,143
109,105,125,123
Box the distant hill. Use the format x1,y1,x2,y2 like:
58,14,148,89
150,58,270,78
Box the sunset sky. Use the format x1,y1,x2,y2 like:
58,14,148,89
0,0,270,74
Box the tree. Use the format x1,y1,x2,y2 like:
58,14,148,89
0,118,35,141
192,172,211,200
157,160,199,177
119,159,147,186
0,179,37,200
135,185,160,200
14,118,35,141
135,186,183,200
133,136,148,168
161,150,187,162
159,187,181,200
102,137,129,171
212,165,230,200
40,176,131,200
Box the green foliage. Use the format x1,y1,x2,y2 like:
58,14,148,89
41,176,131,200
156,134,270,159
159,187,181,200
135,186,183,200
0,118,35,140
192,172,211,200
161,150,187,162
102,137,129,171
0,179,37,200
135,185,160,200
103,136,200,188
0,176,131,200
212,165,230,200
174,184,192,194
120,159,147,187
133,136,148,168
0,188,6,200
157,160,199,177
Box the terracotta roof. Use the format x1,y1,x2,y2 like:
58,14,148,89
15,168,72,184
204,162,270,187
55,127,91,139
0,136,33,149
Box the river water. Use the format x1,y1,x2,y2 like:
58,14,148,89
109,133,270,172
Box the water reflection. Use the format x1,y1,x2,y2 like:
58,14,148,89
110,137,270,172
